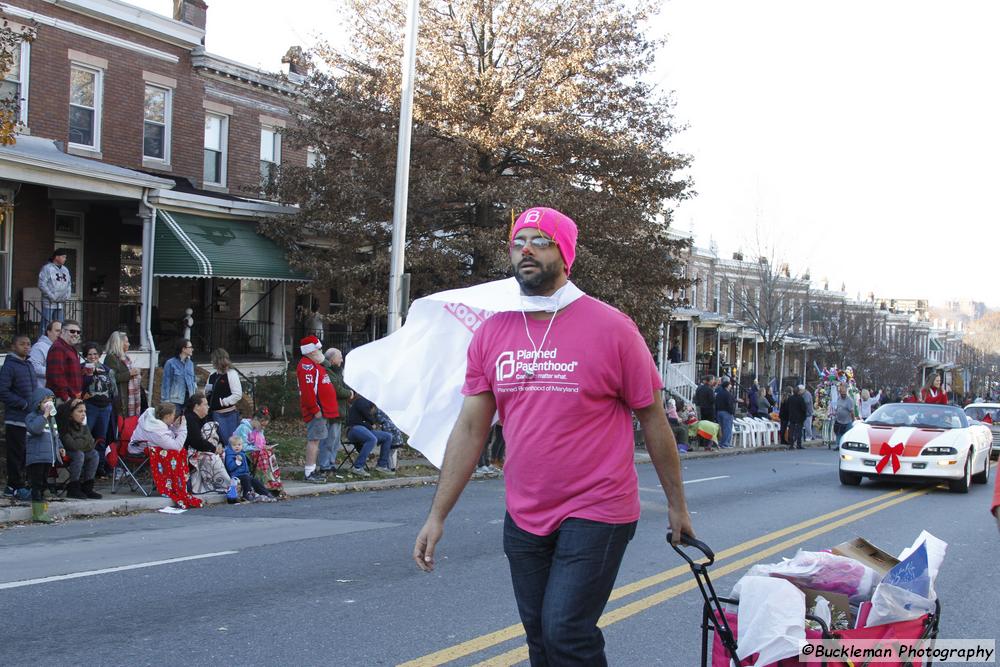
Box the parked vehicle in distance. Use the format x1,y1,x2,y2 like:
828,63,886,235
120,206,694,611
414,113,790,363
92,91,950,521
962,403,1000,460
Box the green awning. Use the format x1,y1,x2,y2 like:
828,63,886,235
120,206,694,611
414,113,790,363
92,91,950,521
929,338,944,352
153,210,308,282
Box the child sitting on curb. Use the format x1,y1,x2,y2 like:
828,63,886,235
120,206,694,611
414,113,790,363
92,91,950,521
233,407,284,496
225,434,275,503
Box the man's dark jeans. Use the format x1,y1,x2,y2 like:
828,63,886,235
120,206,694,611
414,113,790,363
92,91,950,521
503,513,636,666
789,420,803,448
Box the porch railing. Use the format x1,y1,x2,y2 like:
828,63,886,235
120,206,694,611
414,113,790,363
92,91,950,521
19,298,141,345
665,361,697,404
190,318,271,356
292,324,371,355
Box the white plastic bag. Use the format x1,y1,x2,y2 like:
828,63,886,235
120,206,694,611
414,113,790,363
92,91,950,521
743,549,880,604
898,530,947,602
809,596,832,629
731,576,806,667
866,539,939,627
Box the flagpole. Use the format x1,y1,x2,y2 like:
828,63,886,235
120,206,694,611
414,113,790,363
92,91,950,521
387,0,421,334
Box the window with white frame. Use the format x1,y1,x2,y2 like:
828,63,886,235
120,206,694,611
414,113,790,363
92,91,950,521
691,275,698,310
203,113,228,186
306,146,321,168
728,283,735,317
1,42,29,125
69,64,102,149
260,126,281,186
143,85,171,162
713,283,721,313
240,279,269,322
0,198,11,308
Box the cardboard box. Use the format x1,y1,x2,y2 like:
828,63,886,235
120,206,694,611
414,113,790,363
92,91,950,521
830,537,900,578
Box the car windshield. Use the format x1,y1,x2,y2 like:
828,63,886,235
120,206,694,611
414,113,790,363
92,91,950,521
964,406,1000,424
867,403,967,429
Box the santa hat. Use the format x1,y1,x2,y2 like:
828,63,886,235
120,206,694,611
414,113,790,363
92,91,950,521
300,336,322,355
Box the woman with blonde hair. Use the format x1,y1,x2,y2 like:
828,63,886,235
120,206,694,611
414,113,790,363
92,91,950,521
205,348,243,445
104,331,143,417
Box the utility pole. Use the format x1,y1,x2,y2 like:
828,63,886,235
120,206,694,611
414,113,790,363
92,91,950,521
387,0,420,334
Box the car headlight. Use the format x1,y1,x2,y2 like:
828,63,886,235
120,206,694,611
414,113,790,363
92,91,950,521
921,446,958,456
841,441,869,452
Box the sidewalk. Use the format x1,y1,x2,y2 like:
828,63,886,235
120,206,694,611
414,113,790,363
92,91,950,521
0,439,830,525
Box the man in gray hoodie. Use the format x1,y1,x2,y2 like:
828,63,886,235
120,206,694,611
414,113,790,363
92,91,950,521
38,248,72,336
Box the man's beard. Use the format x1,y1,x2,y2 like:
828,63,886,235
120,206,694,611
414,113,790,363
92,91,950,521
514,257,562,295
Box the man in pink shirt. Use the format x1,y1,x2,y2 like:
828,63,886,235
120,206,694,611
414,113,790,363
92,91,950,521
414,207,694,666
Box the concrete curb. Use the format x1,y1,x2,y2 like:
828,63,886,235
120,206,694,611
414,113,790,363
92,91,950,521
1,441,831,526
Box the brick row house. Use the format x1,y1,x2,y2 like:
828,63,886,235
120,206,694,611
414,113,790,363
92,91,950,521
661,236,967,403
0,0,315,376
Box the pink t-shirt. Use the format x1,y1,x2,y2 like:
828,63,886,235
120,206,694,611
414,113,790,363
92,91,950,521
463,295,663,535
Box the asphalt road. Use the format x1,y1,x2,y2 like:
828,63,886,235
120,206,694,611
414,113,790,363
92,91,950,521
1,448,996,666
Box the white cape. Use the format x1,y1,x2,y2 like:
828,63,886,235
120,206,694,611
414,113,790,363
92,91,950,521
343,278,583,468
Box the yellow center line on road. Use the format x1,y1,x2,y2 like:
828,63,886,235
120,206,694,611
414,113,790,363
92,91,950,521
473,487,934,667
397,487,911,667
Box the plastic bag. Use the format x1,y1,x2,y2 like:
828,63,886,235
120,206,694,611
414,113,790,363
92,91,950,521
898,530,947,602
808,596,832,630
866,541,937,627
744,550,880,604
731,576,806,667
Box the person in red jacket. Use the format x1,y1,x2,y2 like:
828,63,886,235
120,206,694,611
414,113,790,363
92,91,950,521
296,336,338,483
921,374,948,405
45,320,83,402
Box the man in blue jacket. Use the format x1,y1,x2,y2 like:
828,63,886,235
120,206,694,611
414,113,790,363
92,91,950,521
0,335,35,500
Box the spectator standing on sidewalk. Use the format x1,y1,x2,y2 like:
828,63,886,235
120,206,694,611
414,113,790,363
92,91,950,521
81,341,117,474
714,377,736,448
413,206,694,666
785,386,808,449
205,348,243,445
161,339,197,414
295,336,334,483
25,388,60,523
694,375,716,423
29,320,61,389
0,335,35,500
801,384,815,440
37,248,71,336
45,319,83,403
104,332,143,418
318,347,353,473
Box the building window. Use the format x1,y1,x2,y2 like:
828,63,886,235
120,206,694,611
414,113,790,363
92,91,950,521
204,113,228,186
728,284,735,317
0,42,29,125
143,85,171,162
306,146,321,168
240,279,270,322
0,199,11,308
260,127,281,186
713,283,721,313
69,64,102,149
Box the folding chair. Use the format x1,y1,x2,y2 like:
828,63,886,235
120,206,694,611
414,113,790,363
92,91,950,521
336,428,372,472
108,415,151,497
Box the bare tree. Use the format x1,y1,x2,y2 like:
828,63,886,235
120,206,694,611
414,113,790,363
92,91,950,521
727,244,806,381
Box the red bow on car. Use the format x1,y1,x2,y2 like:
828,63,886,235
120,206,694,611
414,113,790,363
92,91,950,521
875,442,904,474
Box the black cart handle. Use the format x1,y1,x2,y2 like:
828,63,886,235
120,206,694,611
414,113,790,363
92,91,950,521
667,531,715,567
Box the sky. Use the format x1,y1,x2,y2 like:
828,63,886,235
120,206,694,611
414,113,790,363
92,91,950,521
128,0,1000,307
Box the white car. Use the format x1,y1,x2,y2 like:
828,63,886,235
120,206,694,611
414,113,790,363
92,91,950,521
838,403,992,493
962,403,1000,460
